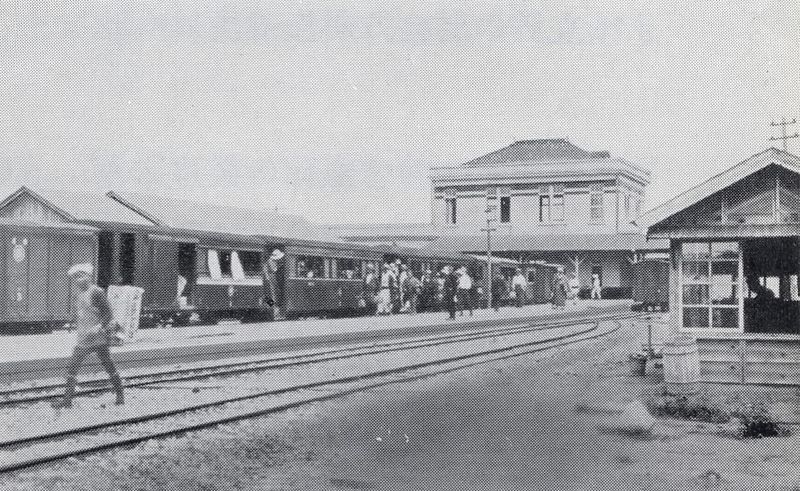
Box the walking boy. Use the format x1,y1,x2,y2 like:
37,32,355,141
52,263,124,408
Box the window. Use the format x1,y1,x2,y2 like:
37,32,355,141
539,185,564,223
590,183,604,222
295,256,326,278
444,189,457,225
539,195,550,222
239,251,262,277
552,190,565,222
680,242,741,330
335,258,363,279
218,250,233,277
500,197,511,223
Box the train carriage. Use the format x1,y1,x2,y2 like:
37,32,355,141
0,219,98,332
281,242,383,317
631,258,670,311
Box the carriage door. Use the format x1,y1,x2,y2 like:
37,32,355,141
6,235,31,320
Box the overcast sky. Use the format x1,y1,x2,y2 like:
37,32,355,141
1,1,798,224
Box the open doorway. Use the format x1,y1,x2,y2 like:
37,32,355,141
742,237,800,335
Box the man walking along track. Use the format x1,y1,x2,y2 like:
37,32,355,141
52,263,125,409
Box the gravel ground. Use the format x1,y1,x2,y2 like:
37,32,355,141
0,320,797,490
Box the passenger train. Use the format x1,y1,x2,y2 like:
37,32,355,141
0,217,480,331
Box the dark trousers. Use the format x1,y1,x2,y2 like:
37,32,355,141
61,344,123,403
515,286,525,307
445,294,456,319
66,344,119,379
458,288,473,315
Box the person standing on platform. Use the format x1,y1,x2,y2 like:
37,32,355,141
403,269,421,315
376,264,396,315
457,267,473,316
491,272,507,311
442,266,458,320
362,263,379,315
552,267,568,310
52,264,124,409
419,269,435,312
390,262,402,314
512,268,527,308
591,273,602,300
568,272,580,306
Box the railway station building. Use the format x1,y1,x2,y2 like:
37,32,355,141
638,148,800,385
331,139,668,296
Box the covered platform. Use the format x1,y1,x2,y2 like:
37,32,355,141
0,300,631,384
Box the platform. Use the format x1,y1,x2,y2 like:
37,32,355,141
0,300,632,383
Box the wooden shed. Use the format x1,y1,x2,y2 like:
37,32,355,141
638,148,800,385
0,218,98,331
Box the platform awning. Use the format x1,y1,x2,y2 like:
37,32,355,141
426,233,669,254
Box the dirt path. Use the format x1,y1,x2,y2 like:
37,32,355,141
0,321,796,490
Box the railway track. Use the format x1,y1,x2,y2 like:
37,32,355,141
0,311,632,407
0,313,637,474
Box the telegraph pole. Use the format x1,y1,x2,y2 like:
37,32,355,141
482,205,497,310
769,117,799,151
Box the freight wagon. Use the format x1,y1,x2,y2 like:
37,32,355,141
631,259,670,311
0,219,98,332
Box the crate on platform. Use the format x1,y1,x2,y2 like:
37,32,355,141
107,285,145,338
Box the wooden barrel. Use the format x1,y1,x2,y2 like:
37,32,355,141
663,335,700,394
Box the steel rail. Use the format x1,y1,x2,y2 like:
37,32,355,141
0,315,632,475
0,311,634,406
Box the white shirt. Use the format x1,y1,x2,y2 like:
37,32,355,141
569,278,580,290
512,274,527,287
458,274,472,289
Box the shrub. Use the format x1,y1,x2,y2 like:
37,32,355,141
734,403,791,439
647,394,730,424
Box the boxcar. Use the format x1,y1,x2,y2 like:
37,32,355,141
0,219,98,332
631,259,670,311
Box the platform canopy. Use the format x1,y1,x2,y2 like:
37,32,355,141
426,232,667,254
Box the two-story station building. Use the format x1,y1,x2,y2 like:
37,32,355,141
331,139,668,296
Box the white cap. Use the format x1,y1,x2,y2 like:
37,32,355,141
270,249,285,261
68,263,94,277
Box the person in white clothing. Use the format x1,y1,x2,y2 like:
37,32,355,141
457,267,473,316
568,273,580,305
591,273,602,300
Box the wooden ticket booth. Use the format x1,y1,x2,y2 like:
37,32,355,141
639,148,800,385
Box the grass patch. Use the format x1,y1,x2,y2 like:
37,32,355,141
732,403,792,439
645,393,730,424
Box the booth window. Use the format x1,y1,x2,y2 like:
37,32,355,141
296,256,326,278
680,242,740,330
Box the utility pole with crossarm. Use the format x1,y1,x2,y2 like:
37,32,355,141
769,117,799,152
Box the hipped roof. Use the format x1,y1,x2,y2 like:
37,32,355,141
462,139,609,167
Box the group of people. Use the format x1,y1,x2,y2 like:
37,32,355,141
551,268,603,310
362,261,479,319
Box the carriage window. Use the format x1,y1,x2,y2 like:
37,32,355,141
218,250,233,277
335,258,362,279
239,251,262,276
296,256,325,278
